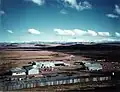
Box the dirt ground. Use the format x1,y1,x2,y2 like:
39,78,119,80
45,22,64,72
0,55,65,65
0,50,81,69
0,49,89,75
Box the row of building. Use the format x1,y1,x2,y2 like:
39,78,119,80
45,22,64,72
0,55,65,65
3,60,120,81
6,61,70,76
74,60,120,71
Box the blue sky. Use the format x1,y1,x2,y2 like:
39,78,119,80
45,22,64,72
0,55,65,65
0,0,120,42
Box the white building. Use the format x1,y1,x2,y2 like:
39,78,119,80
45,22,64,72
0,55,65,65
84,63,102,71
9,68,26,76
23,65,39,75
32,61,70,69
28,68,39,75
81,61,102,71
35,62,55,68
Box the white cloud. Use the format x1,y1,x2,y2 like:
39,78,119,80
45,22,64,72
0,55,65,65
73,29,87,36
27,0,45,6
63,0,92,11
54,29,98,36
87,30,97,36
60,9,68,14
54,29,65,35
28,29,41,34
106,14,119,18
115,32,120,37
63,0,79,10
54,29,112,38
96,38,117,42
67,39,89,42
7,30,13,34
54,29,75,36
0,11,5,15
98,32,110,37
73,29,98,36
115,5,120,15
64,30,75,36
78,1,92,11
64,0,77,6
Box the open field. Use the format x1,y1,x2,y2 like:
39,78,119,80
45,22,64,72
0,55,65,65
42,43,120,62
46,50,120,62
0,50,75,73
1,47,120,74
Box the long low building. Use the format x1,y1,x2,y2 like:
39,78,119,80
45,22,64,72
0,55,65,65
5,61,70,77
32,61,70,69
77,60,120,72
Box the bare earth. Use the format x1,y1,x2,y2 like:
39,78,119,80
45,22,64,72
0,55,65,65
0,50,81,68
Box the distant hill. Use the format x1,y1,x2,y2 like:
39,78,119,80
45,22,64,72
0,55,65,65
1,41,120,50
43,43,120,51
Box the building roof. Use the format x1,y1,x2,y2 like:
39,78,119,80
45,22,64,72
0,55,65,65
84,62,102,71
35,62,55,68
10,68,26,73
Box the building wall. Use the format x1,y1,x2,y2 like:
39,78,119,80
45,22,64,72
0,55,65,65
85,63,102,71
12,72,26,76
36,62,55,68
1,76,112,91
28,68,39,75
35,61,69,69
